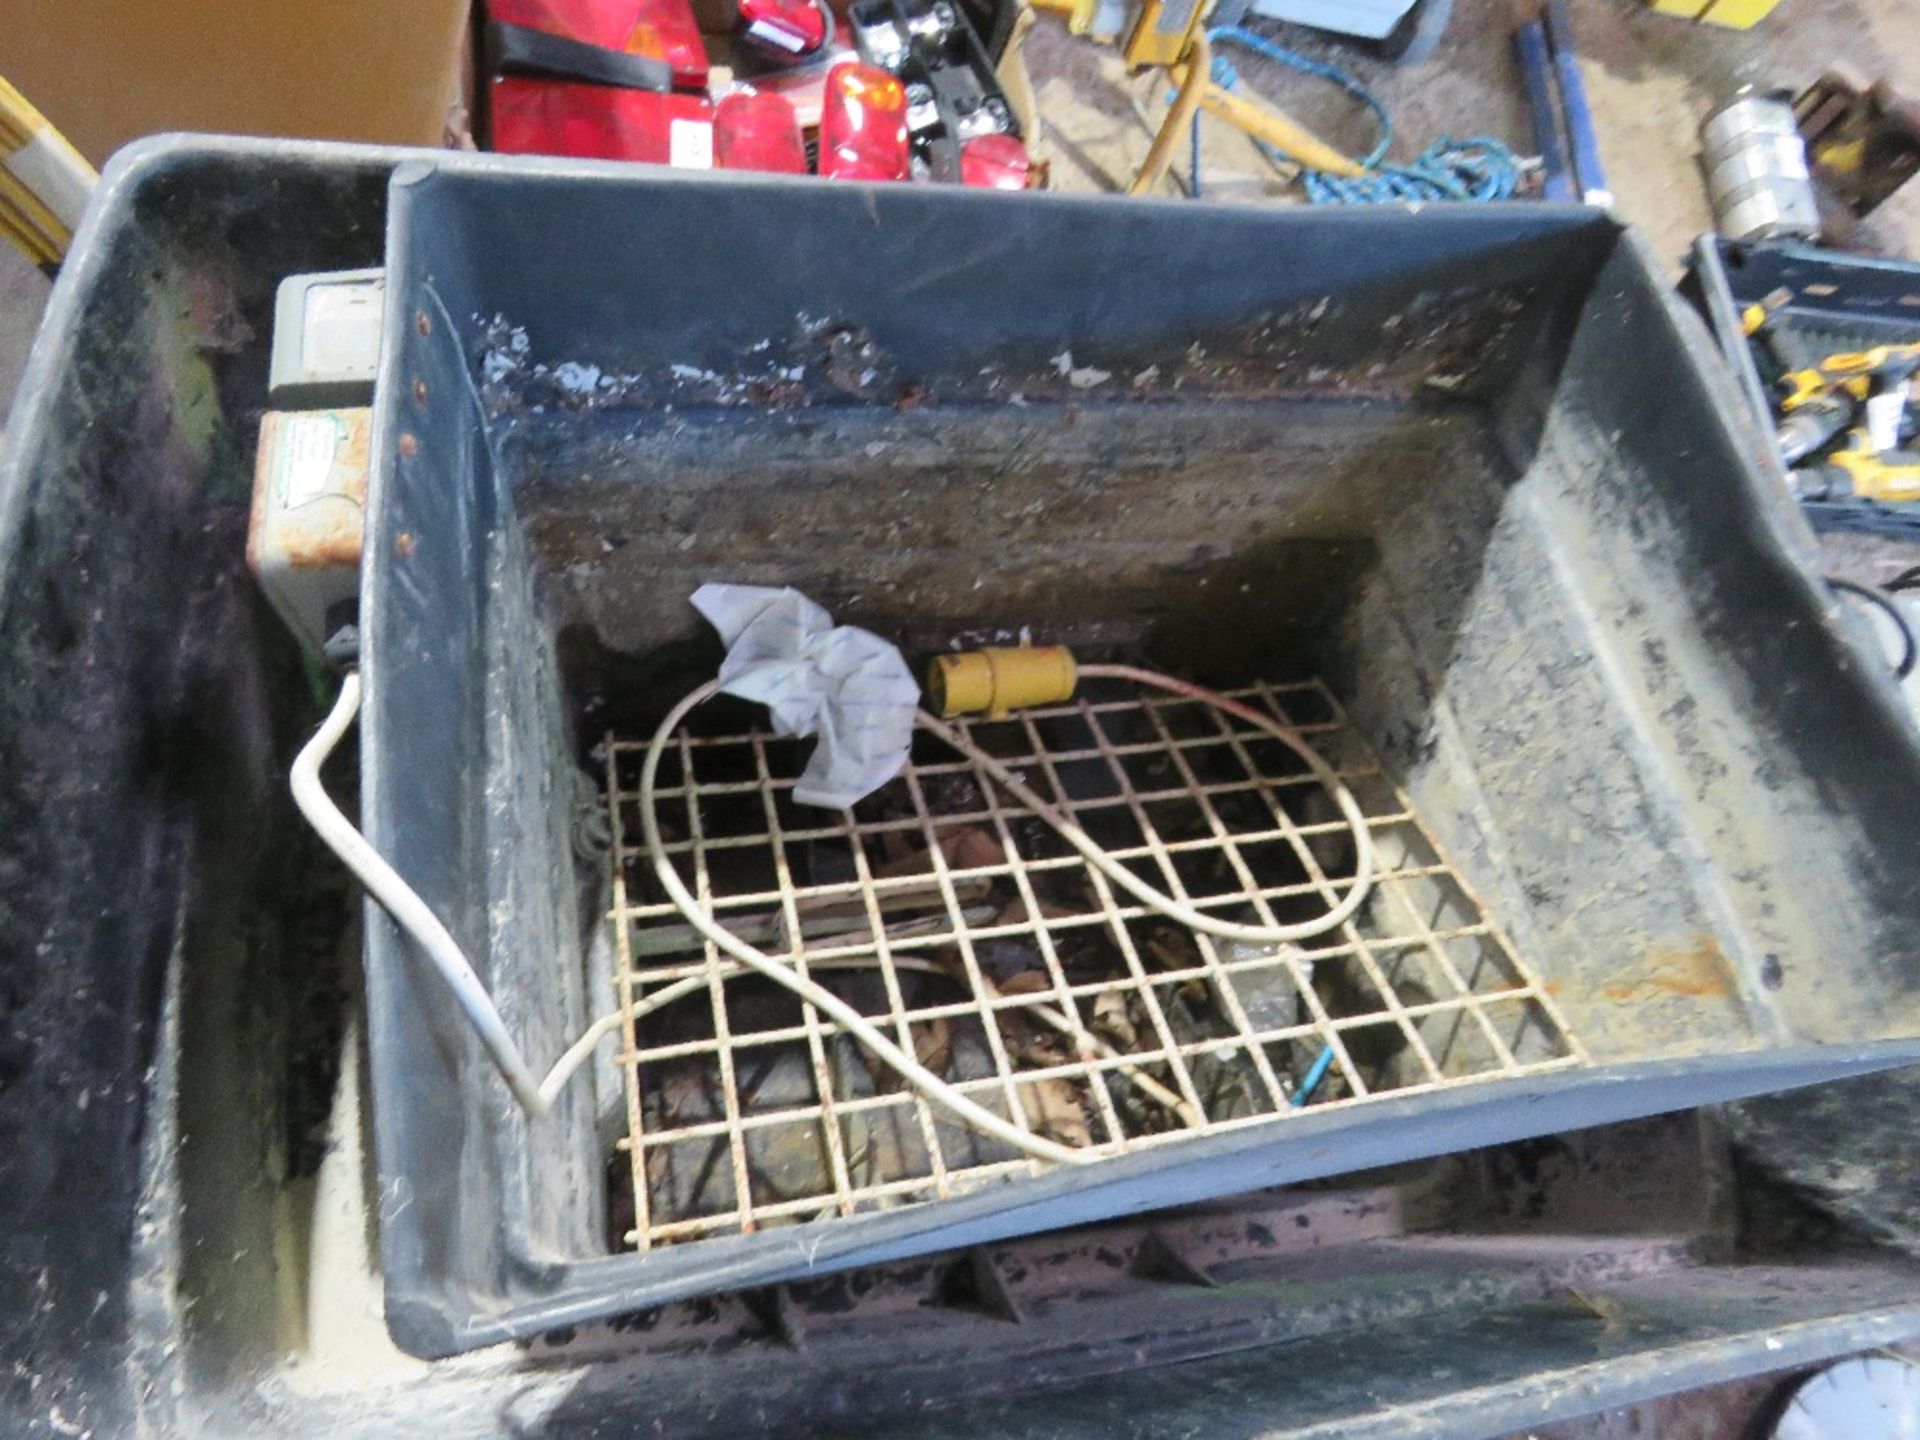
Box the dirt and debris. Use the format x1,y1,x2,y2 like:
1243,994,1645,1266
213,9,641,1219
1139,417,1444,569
474,279,1540,431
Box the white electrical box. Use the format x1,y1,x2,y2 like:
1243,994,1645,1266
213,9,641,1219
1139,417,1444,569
247,408,368,657
268,269,385,408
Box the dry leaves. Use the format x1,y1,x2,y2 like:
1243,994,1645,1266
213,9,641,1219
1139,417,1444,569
1143,923,1199,972
1020,1077,1092,1148
874,825,1005,878
913,1014,953,1074
1090,989,1137,1051
997,969,1053,998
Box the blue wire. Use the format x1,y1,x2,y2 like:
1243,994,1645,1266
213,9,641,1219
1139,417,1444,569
1210,26,1392,169
1206,24,1519,205
1303,137,1520,203
1190,111,1203,199
1292,1045,1335,1107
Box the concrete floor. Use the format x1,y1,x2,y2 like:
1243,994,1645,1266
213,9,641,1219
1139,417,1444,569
0,245,49,424
1024,0,1920,268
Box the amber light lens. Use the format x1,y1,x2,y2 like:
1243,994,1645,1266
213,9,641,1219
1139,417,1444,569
818,62,911,181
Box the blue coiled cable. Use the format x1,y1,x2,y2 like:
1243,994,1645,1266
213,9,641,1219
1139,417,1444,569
1195,25,1519,204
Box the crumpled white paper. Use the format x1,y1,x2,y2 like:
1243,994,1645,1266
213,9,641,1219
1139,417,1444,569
691,583,919,810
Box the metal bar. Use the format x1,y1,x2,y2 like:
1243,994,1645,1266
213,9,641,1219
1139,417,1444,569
613,1033,1587,1162
899,752,1048,1166
833,803,957,1200
612,976,1524,1072
679,730,757,1234
968,750,1133,1144
1243,685,1445,1088
1544,0,1610,206
1097,699,1291,1115
748,732,859,1219
1196,687,1371,1100
606,733,656,1251
1022,703,1210,1122
1514,20,1574,202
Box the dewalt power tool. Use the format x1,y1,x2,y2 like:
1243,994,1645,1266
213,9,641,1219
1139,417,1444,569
1776,341,1920,413
1766,339,1920,504
1776,393,1853,465
1790,427,1920,503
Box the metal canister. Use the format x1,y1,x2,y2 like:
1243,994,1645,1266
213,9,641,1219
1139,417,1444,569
1701,90,1821,244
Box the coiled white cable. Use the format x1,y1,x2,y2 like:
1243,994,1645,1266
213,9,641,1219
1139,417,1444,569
636,668,1375,1164
297,663,1374,1162
922,662,1376,945
293,676,1178,1142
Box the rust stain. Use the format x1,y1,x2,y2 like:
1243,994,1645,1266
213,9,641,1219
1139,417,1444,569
1602,934,1736,1003
248,408,369,574
284,409,368,571
244,413,277,579
291,513,365,569
337,424,369,503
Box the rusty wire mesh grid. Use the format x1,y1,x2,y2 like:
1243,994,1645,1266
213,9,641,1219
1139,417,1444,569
602,678,1584,1252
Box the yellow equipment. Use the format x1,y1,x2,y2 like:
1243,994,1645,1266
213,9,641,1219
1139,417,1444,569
1739,287,1792,336
1792,429,1920,504
1119,0,1207,69
928,644,1079,719
1644,0,1787,32
1026,0,1362,194
1777,342,1920,412
0,77,96,268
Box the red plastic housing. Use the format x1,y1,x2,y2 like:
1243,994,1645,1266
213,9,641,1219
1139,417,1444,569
960,133,1032,190
492,78,715,165
714,92,809,174
736,0,828,56
817,62,911,182
491,0,709,92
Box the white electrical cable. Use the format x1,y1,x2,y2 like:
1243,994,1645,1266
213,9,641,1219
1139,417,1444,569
640,680,1090,1166
294,673,556,1116
291,677,1173,1135
296,660,1373,1156
918,662,1378,945
636,667,1376,1164
541,954,1199,1126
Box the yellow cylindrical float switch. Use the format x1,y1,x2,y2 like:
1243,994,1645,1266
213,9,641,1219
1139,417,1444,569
928,645,1078,719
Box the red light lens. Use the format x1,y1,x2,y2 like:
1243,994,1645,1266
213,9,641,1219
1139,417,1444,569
714,92,809,174
960,133,1031,190
490,0,708,91
737,0,827,56
818,62,911,182
491,79,714,164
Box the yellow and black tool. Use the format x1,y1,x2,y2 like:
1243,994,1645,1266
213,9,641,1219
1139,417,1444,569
1791,428,1920,504
1776,393,1852,466
1777,342,1920,412
1740,287,1793,338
